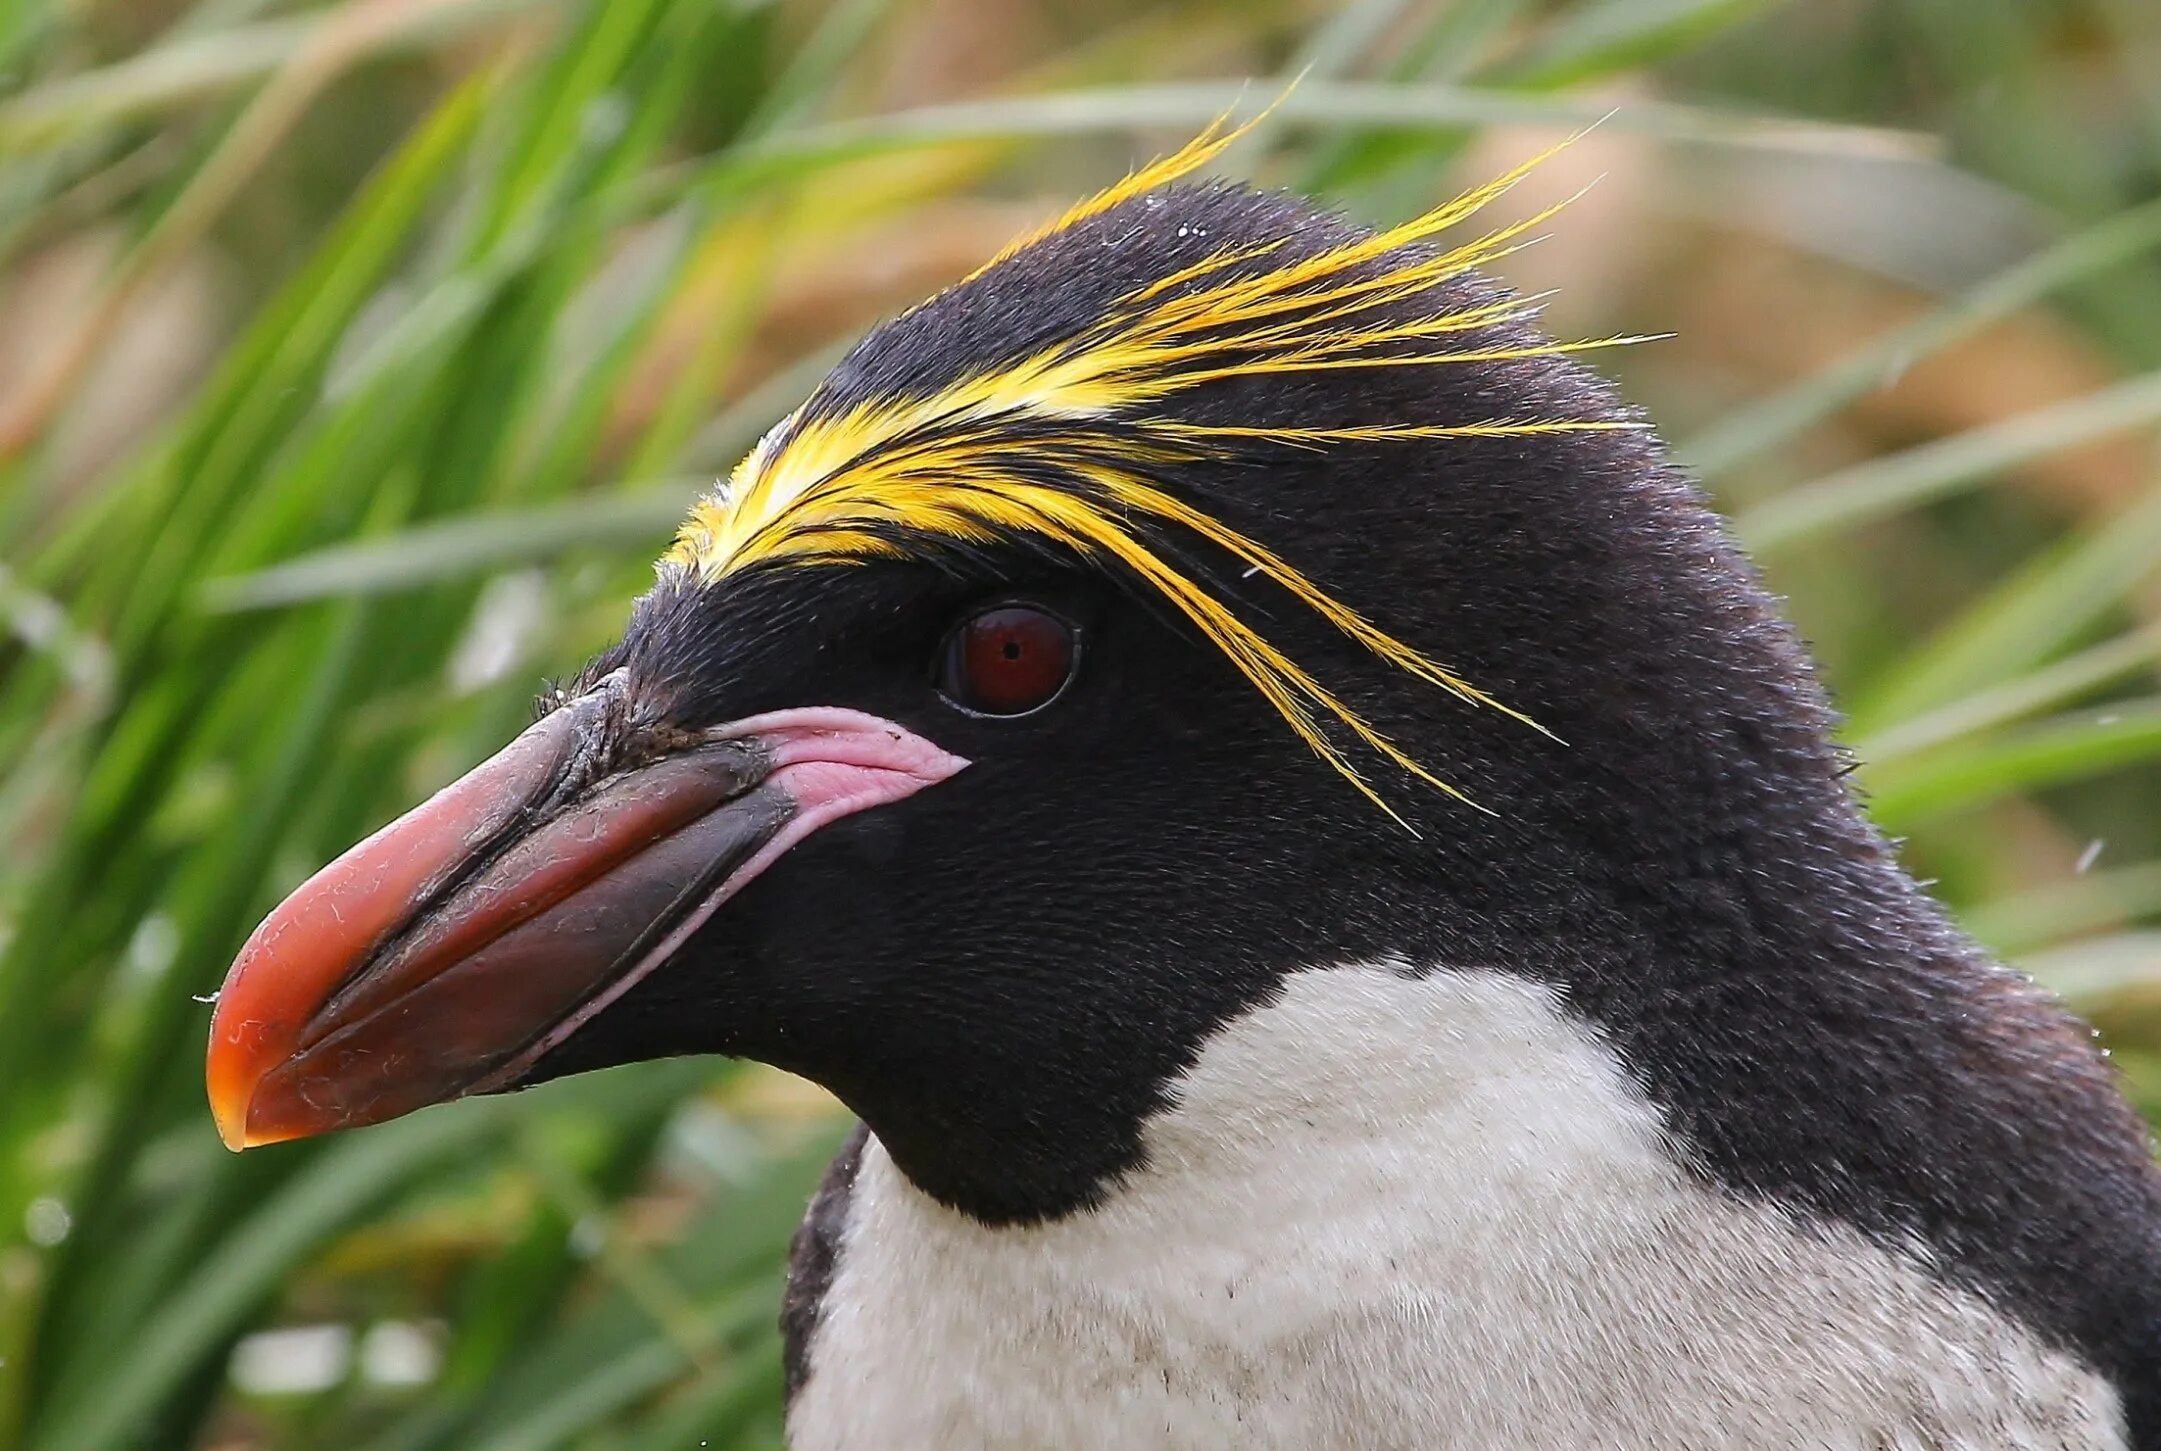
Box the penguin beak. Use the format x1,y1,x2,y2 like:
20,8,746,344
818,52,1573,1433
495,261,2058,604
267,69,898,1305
205,681,966,1151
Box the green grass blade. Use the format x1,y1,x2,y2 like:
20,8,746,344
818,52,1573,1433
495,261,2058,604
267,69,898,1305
458,1282,778,1451
202,338,847,608
1857,626,2161,765
1852,485,2161,733
1862,698,2161,831
203,487,700,610
0,0,556,152
1497,0,1772,90
1735,371,2161,552
655,79,1929,212
28,1104,516,1451
2016,932,2161,1007
1288,0,1421,78
739,0,889,136
1682,199,2161,483
1967,861,2161,956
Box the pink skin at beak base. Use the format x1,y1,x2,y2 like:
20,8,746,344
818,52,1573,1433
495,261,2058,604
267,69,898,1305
466,709,975,1095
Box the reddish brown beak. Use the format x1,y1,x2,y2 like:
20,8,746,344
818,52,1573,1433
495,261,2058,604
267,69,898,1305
206,686,965,1150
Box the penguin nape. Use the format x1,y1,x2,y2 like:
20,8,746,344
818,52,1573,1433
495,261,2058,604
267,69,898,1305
205,121,2161,1449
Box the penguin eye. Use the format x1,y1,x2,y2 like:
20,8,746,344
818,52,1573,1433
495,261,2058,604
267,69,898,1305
936,604,1078,718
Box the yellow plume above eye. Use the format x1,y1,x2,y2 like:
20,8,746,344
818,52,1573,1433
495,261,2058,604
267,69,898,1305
663,113,1655,824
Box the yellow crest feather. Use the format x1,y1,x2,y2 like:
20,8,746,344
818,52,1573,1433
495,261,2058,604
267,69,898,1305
963,100,1271,282
666,127,1652,821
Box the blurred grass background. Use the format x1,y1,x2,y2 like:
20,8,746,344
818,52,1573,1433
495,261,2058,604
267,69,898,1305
4,0,2161,1446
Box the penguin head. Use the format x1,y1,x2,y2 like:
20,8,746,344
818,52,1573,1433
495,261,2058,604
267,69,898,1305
202,132,1846,1223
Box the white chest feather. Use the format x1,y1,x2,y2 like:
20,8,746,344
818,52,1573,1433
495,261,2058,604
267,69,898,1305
786,964,2124,1450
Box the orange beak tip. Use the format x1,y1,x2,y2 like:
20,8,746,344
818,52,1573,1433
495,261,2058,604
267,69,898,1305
207,1068,253,1151
207,1008,275,1151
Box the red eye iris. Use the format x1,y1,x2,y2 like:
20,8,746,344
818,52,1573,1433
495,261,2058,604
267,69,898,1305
937,605,1078,717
